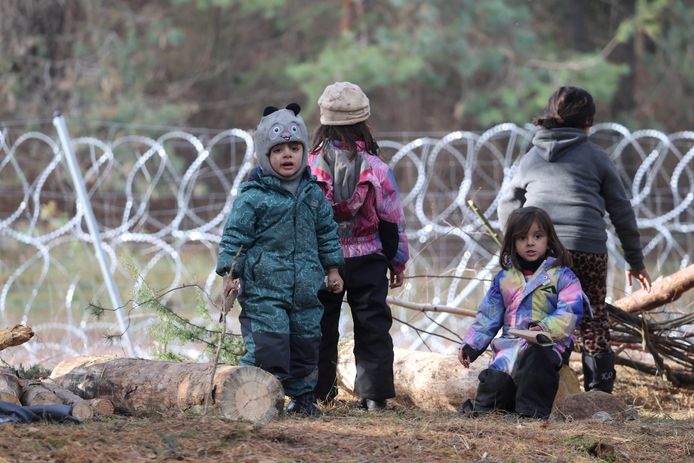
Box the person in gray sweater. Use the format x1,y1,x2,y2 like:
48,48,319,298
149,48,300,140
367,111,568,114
497,86,652,393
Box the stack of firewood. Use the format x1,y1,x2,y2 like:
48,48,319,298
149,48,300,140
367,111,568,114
0,325,114,420
607,264,694,386
1,325,285,425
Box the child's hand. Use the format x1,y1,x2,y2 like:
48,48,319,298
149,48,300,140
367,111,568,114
326,268,343,293
223,275,239,298
389,271,404,289
458,346,471,368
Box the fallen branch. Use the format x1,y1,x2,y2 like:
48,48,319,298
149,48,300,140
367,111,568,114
607,303,694,386
206,247,242,414
613,264,694,313
0,325,34,351
387,296,476,318
466,199,502,248
614,356,694,386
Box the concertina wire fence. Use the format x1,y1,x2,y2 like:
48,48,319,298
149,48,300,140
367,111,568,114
1,116,693,366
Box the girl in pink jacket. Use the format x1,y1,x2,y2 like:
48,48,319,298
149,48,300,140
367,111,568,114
309,81,409,411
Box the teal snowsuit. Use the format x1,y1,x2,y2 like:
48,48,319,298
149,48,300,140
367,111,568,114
216,167,343,397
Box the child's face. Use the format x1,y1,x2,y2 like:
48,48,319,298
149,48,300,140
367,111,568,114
514,221,548,262
269,142,303,177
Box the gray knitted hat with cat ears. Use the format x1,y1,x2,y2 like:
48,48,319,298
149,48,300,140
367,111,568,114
318,81,370,126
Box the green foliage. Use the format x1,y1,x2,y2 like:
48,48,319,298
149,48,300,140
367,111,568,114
1,0,692,131
16,363,52,380
132,278,245,365
88,257,245,364
284,0,629,128
287,33,425,119
628,0,694,130
0,0,192,126
176,0,285,16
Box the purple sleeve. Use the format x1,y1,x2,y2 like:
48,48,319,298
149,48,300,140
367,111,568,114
461,271,505,361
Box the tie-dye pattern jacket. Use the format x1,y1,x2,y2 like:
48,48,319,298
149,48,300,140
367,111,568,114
308,141,409,274
461,257,586,375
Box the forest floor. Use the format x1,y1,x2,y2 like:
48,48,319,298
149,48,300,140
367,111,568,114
1,365,692,463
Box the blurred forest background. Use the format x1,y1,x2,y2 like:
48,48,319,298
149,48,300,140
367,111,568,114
1,0,693,133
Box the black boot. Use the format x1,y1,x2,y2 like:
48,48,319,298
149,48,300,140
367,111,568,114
316,384,339,405
286,392,321,417
459,368,515,416
582,351,616,393
360,398,387,411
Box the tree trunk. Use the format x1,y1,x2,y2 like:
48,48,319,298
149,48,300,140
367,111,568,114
50,356,284,425
0,325,34,351
0,367,22,404
613,265,694,313
336,342,580,412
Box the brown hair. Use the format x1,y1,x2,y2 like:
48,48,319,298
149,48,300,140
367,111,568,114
500,207,572,270
533,86,595,130
310,121,380,156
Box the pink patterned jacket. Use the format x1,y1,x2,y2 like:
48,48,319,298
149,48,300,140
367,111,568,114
308,142,409,274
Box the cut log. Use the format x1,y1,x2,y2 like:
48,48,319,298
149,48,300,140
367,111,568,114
0,367,22,404
20,381,94,420
50,356,284,425
20,381,61,405
0,325,34,351
613,264,694,313
87,398,114,417
336,341,580,412
37,378,95,420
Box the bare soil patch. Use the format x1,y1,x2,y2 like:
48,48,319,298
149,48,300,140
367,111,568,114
1,366,692,463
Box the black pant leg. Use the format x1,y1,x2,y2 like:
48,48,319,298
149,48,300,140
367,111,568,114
514,345,561,418
346,255,395,400
468,368,516,413
315,288,344,402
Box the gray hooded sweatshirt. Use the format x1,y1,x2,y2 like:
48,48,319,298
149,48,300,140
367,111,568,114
497,128,644,270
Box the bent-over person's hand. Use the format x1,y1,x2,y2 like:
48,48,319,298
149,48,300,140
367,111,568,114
626,268,652,293
458,345,471,368
326,268,344,293
223,275,239,298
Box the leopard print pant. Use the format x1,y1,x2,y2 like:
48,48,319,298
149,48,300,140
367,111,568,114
568,251,610,354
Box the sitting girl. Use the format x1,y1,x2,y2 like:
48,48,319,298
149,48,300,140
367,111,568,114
459,206,587,418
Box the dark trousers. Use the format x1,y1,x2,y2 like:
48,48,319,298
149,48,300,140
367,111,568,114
315,254,395,402
470,345,560,418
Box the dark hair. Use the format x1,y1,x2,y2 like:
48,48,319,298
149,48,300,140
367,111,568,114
310,121,380,156
533,86,595,129
500,206,571,270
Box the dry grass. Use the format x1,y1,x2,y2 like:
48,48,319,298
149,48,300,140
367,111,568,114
0,366,692,463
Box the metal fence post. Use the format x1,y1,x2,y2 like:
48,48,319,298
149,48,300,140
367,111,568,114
53,112,135,356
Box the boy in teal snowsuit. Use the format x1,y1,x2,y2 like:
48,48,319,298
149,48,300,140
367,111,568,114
216,103,344,416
